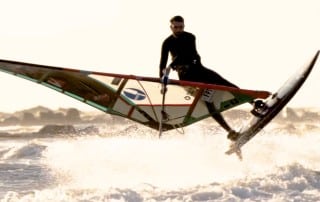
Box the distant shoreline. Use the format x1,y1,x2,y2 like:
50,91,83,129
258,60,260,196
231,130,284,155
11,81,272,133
0,105,319,128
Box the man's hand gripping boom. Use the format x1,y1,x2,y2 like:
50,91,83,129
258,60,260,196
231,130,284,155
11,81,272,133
161,66,171,94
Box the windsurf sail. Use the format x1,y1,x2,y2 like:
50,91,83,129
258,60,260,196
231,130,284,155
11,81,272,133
0,59,270,131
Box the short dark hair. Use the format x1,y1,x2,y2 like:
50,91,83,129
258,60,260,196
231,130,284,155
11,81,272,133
170,15,184,23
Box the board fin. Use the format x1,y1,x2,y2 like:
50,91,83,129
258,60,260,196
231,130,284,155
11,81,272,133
225,144,243,160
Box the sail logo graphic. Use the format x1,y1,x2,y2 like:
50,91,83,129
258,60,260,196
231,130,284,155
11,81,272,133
123,88,146,100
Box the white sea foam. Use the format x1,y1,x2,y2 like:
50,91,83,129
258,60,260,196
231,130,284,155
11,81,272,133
1,121,320,201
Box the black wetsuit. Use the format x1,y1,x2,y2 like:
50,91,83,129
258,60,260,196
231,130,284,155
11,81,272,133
159,31,238,133
159,31,238,88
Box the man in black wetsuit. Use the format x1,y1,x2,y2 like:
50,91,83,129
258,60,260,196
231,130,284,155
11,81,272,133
159,15,239,140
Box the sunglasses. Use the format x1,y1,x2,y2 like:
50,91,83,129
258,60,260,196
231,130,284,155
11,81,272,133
171,25,184,29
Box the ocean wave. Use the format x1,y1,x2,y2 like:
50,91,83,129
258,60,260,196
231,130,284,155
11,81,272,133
0,107,319,201
0,124,99,139
1,163,319,201
1,143,46,160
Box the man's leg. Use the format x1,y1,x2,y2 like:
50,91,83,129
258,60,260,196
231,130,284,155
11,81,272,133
205,102,239,140
205,102,232,131
181,66,240,140
200,66,239,88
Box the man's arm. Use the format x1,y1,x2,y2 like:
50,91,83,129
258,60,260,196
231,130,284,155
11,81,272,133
190,34,201,64
159,40,169,77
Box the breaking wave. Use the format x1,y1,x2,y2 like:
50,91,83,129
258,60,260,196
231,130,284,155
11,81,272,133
0,107,320,201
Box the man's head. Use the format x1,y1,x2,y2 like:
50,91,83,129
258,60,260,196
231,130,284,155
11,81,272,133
170,15,185,37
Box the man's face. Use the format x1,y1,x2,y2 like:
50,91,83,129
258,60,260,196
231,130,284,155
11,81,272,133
170,21,184,37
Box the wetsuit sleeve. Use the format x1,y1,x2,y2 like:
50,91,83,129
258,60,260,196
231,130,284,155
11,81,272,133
159,40,169,77
191,35,201,64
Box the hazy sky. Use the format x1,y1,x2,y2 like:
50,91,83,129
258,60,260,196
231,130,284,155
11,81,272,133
0,0,320,112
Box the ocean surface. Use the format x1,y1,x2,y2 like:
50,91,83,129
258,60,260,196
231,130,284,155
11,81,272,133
1,108,320,202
